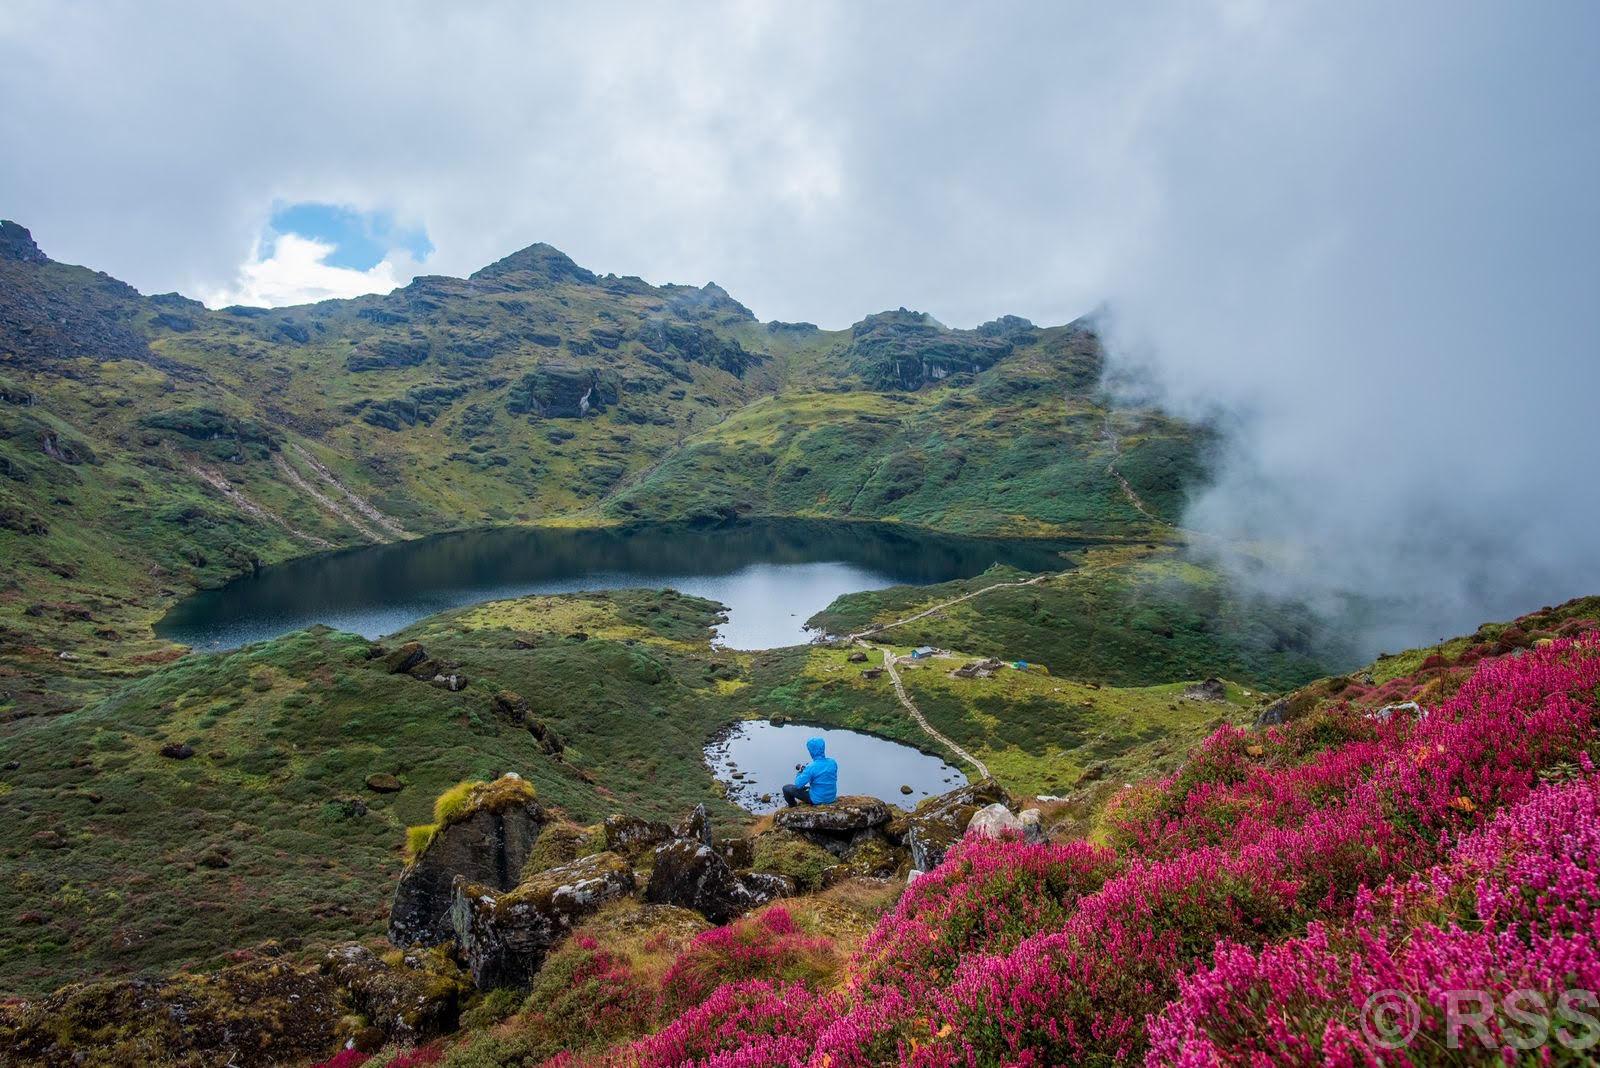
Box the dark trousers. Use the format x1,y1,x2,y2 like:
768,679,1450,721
782,784,813,807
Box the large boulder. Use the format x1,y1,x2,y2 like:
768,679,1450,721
449,851,635,989
603,812,674,861
905,778,1012,872
772,796,891,836
643,839,791,924
321,943,470,1041
389,777,545,947
966,802,1024,840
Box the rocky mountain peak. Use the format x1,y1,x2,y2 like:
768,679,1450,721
469,241,597,288
0,220,47,264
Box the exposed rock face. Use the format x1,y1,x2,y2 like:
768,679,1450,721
506,364,619,418
603,813,674,861
772,796,891,836
449,851,634,988
906,778,1012,872
643,839,791,924
322,943,470,1041
390,786,545,948
676,803,712,846
0,220,46,263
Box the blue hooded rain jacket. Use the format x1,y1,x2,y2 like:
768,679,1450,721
794,737,838,804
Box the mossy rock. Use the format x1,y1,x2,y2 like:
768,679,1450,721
750,829,839,892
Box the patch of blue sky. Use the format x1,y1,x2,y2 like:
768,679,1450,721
264,202,432,270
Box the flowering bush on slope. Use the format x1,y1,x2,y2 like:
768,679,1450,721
658,908,840,1018
585,632,1600,1066
1148,770,1600,1065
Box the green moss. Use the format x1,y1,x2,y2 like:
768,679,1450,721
750,830,839,891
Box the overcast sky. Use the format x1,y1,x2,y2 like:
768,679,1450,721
3,1,1597,649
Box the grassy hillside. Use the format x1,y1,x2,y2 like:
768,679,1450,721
810,545,1341,692
1,219,1206,723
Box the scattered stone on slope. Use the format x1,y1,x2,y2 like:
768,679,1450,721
383,641,428,674
643,839,791,924
390,777,544,948
905,778,1012,872
450,851,634,988
1183,677,1228,701
365,773,403,793
675,803,712,846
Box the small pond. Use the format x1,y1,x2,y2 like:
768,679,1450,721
707,720,966,812
157,519,1079,652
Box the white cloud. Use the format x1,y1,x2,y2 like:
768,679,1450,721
202,233,411,308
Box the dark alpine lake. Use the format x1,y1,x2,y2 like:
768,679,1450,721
707,721,967,812
156,519,1078,652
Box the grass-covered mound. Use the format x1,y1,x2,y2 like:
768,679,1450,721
542,610,1600,1065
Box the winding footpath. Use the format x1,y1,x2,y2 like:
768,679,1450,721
858,638,990,779
844,572,1061,781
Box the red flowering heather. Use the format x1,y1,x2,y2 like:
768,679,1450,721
307,1050,370,1068
387,1045,444,1067
658,907,839,1018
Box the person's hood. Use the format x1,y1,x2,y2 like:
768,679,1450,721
806,737,826,759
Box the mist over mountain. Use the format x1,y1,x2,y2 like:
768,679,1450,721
1091,3,1600,656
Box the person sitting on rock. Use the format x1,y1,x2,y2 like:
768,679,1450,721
783,737,838,806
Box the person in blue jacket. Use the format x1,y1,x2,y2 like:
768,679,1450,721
782,737,838,806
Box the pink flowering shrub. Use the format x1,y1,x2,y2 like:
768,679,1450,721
658,907,840,1017
1149,772,1600,1065
618,980,839,1068
576,630,1600,1066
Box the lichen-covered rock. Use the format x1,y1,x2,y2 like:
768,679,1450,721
676,803,712,846
1019,808,1045,844
0,958,343,1067
643,839,789,924
771,796,891,836
321,943,470,1041
449,851,635,989
603,812,674,861
905,778,1012,872
390,779,545,947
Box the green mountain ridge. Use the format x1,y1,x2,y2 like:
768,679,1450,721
0,219,1206,719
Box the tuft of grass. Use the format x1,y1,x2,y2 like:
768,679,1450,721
406,823,439,861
